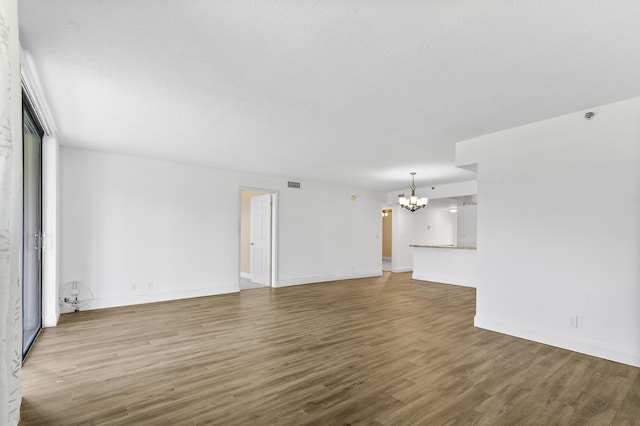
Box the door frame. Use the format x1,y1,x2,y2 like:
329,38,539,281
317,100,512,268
381,205,394,271
22,93,44,360
239,187,278,287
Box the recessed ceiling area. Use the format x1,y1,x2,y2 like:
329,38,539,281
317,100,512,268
18,0,640,191
427,195,478,210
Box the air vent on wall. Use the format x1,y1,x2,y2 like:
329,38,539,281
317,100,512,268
288,181,301,189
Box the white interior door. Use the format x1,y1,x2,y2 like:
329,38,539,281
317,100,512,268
250,193,272,285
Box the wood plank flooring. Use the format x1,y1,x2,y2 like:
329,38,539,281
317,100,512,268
20,272,639,425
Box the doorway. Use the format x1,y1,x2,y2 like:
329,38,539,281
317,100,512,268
22,96,43,360
382,209,392,271
239,189,277,290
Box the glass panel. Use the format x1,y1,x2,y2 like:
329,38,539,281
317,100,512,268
22,101,43,360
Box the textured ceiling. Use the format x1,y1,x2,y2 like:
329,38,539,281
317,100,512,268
18,0,640,191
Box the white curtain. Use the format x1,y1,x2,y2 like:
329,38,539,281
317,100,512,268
1,0,23,424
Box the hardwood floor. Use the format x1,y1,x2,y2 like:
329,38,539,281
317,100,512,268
20,272,639,425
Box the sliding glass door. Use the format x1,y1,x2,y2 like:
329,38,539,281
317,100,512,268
22,98,43,360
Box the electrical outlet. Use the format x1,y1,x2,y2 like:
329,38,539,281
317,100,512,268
568,315,578,328
148,281,153,290
131,283,137,291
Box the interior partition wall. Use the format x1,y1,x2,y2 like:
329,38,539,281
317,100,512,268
22,96,43,360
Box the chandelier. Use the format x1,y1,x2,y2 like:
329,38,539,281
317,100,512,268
398,172,428,212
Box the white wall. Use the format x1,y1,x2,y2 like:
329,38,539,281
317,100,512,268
412,247,477,287
458,96,640,367
42,135,60,326
392,206,455,272
60,147,383,310
456,204,477,247
276,179,382,285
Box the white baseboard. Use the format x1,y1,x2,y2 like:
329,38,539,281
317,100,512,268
60,284,240,313
382,257,392,261
475,314,640,368
412,273,476,288
391,267,412,273
240,272,250,279
275,272,382,288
